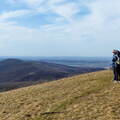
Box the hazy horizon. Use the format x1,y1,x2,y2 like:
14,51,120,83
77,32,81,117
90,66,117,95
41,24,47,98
0,56,112,58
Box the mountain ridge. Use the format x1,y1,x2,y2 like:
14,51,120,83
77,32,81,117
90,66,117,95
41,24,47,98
0,59,104,92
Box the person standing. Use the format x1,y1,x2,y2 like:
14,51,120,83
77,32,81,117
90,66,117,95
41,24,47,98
112,50,120,82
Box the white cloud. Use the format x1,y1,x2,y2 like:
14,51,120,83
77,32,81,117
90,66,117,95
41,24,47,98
23,0,44,7
0,10,32,21
51,2,80,21
48,0,65,5
8,0,81,21
8,0,44,6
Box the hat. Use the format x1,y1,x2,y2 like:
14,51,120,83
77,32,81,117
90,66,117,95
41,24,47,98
112,49,118,54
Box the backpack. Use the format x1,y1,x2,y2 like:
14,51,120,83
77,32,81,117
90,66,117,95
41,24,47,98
116,55,120,64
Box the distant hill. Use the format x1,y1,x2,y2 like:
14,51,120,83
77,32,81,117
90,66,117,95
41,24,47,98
0,59,104,91
0,70,117,120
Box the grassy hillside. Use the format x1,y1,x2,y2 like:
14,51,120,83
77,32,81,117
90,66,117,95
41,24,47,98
0,70,120,120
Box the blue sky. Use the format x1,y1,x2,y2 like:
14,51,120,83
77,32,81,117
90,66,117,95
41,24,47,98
0,0,120,57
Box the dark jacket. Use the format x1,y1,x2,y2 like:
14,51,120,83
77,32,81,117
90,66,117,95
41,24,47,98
112,54,118,68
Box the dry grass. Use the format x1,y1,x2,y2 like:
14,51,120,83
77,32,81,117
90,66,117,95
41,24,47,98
0,70,119,120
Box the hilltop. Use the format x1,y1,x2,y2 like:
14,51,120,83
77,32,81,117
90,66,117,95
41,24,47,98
0,59,103,91
0,70,120,120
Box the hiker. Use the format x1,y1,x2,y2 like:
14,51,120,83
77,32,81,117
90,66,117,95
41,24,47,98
112,50,120,82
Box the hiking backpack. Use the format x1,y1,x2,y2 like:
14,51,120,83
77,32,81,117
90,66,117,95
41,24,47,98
116,55,120,64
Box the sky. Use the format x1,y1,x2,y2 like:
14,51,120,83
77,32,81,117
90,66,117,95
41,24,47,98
0,0,120,57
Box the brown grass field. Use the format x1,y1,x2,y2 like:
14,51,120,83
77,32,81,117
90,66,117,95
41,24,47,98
0,70,120,120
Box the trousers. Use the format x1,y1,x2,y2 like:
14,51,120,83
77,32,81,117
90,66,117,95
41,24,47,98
113,66,120,81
